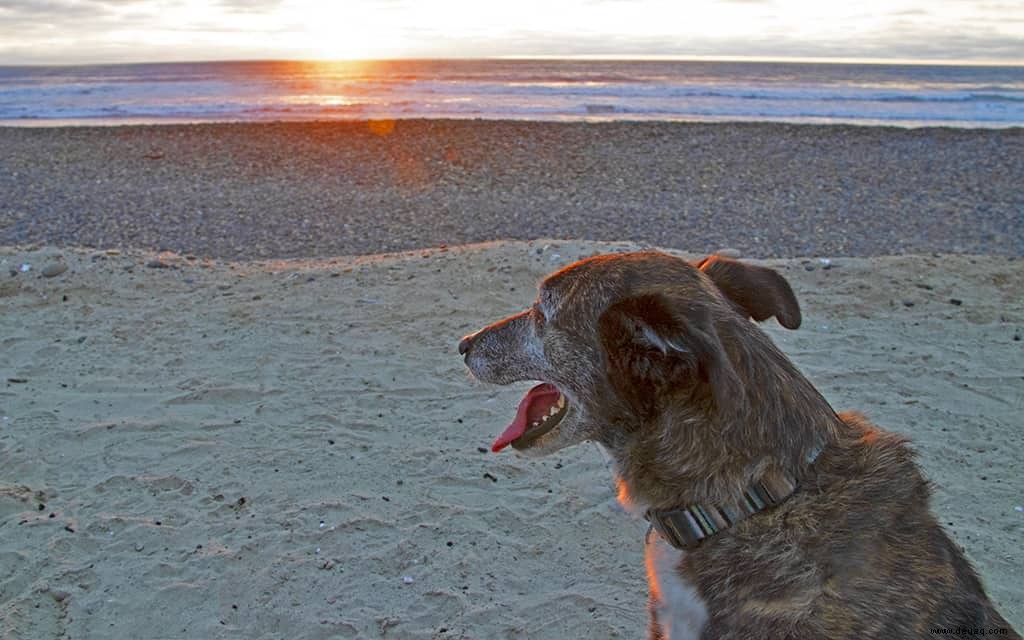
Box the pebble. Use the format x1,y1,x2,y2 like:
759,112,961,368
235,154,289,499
41,262,68,278
714,247,742,259
146,259,169,269
46,588,70,603
0,124,1020,260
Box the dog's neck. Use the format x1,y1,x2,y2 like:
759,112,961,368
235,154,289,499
643,442,824,549
605,338,841,519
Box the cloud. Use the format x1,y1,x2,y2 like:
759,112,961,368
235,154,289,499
424,20,1023,63
0,0,108,14
213,0,284,13
0,0,1021,64
0,0,123,43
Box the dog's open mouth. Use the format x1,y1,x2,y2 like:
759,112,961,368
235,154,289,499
492,382,569,452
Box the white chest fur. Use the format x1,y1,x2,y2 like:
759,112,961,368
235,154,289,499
646,530,709,640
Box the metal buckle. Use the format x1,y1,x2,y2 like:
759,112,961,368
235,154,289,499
647,507,706,549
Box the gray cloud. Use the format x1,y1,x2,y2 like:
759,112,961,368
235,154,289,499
431,23,1023,63
0,0,109,14
0,0,127,40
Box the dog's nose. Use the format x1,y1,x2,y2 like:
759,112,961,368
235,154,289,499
458,333,475,355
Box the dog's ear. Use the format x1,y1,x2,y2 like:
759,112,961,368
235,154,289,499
693,256,801,329
598,293,744,414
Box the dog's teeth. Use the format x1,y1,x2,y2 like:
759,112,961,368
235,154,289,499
532,421,539,427
549,405,559,416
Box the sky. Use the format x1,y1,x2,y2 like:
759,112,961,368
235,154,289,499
0,0,1022,65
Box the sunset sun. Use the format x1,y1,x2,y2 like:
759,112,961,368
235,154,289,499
297,2,408,60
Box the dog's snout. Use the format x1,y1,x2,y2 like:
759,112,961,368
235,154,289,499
458,332,476,355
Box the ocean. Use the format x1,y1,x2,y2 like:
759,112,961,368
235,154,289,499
0,59,1022,128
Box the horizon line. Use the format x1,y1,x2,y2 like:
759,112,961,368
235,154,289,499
3,54,1024,69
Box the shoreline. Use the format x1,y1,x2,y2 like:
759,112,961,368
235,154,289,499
3,116,1023,130
2,120,1021,260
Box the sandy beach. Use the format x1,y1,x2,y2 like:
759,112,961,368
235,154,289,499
1,239,1021,638
1,120,1022,638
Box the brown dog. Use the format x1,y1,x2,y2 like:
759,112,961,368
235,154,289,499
459,251,1019,640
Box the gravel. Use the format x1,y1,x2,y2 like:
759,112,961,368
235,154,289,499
1,120,1021,259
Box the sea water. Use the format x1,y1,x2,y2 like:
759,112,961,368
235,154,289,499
1,58,1021,128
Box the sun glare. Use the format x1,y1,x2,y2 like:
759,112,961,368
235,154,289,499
295,1,407,61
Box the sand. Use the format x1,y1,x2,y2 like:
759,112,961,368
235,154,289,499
0,240,1021,638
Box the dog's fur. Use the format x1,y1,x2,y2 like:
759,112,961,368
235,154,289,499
461,251,1019,640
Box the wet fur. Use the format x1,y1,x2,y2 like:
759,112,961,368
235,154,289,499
461,251,1019,639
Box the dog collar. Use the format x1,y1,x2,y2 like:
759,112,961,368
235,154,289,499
645,444,824,550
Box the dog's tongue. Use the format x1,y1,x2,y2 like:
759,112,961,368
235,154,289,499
492,383,560,452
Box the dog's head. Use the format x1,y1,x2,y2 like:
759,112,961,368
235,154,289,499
460,251,801,458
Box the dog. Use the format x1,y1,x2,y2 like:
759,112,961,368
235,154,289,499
459,251,1019,640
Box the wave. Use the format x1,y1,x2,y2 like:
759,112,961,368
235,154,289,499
399,80,1024,104
3,99,1018,127
1,59,1022,127
3,80,1022,105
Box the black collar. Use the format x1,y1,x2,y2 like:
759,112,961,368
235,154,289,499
644,445,823,550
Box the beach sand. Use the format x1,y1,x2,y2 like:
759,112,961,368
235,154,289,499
1,241,1021,638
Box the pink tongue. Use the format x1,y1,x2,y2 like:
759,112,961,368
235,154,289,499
491,383,559,452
